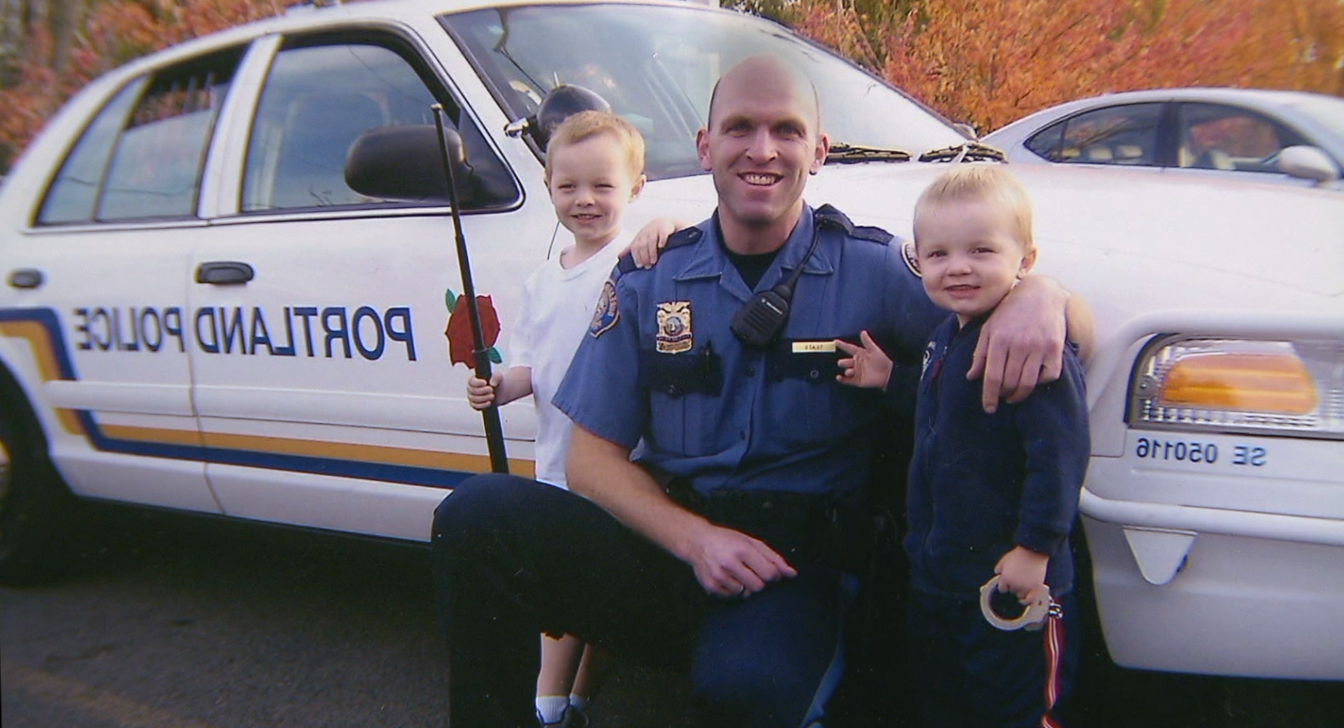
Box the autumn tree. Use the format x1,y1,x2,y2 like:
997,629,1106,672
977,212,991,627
782,0,1344,135
0,0,278,172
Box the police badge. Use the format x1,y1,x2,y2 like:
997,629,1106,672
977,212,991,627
656,301,692,353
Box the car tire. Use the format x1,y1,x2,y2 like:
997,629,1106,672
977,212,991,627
0,384,73,585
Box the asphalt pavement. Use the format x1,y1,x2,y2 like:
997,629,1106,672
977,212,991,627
2,504,1340,728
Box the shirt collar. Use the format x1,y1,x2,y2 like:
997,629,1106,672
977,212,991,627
673,205,836,287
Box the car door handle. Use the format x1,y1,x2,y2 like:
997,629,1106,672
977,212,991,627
7,268,44,289
195,261,255,285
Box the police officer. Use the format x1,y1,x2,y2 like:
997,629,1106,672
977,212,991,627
432,55,1087,728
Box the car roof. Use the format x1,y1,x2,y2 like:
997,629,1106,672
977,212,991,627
983,86,1344,158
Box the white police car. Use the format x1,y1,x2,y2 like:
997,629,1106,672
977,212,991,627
1,0,1341,681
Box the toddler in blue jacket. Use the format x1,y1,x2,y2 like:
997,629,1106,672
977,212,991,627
836,165,1090,727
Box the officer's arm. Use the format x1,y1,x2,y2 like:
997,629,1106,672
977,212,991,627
969,276,1094,413
566,427,797,597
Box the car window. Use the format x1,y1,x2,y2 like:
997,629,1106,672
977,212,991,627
441,4,965,180
1176,102,1309,173
37,49,242,224
1026,103,1162,166
241,38,515,212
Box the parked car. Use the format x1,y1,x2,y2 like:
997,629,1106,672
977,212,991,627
2,0,1341,683
983,87,1344,189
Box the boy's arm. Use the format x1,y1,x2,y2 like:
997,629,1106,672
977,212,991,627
1007,353,1091,595
969,276,1094,413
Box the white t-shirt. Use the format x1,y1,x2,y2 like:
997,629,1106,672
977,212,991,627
510,230,629,487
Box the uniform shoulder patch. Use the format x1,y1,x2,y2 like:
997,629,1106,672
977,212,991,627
589,278,620,337
901,239,922,278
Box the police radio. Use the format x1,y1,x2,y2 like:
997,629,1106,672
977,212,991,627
730,227,822,348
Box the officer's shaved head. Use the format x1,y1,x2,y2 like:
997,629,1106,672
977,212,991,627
706,55,821,133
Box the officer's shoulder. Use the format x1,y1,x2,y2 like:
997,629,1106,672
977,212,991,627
614,226,704,275
815,204,892,245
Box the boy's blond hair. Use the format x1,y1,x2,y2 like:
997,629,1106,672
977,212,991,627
913,165,1034,252
543,110,646,185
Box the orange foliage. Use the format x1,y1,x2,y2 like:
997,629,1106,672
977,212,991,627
790,0,1344,134
0,0,279,172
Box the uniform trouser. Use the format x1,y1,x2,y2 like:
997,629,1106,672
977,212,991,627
430,474,852,728
906,588,1080,728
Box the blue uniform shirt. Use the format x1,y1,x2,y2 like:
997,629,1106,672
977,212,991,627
554,204,945,497
904,316,1090,599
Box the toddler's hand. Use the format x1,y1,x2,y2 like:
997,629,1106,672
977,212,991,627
835,330,893,390
995,546,1049,605
466,372,503,410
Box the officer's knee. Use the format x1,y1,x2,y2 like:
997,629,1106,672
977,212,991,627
431,474,531,545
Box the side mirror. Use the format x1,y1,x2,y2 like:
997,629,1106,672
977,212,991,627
504,84,612,151
344,125,515,207
1276,145,1340,184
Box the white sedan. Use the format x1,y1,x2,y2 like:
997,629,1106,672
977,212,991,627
983,87,1344,189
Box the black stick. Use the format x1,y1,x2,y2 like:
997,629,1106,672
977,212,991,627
433,105,509,474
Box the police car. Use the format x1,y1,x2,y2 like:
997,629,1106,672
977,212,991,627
1,0,1341,682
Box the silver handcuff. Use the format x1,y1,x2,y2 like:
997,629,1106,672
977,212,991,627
979,575,1061,632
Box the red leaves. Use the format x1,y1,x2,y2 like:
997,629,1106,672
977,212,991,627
786,0,1344,136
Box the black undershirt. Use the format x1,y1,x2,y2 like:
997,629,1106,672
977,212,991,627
721,239,781,290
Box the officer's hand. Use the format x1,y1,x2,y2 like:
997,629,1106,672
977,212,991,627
967,277,1067,413
835,330,893,391
465,372,502,410
625,217,685,269
687,525,797,599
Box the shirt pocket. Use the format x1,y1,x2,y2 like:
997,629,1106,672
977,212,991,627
763,346,850,448
639,346,722,456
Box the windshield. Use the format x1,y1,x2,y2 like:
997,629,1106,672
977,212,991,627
441,3,966,179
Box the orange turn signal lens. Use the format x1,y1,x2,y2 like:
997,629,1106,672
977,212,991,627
1158,353,1317,415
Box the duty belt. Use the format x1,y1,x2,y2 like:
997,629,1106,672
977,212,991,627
665,480,864,570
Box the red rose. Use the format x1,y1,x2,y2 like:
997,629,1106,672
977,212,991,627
443,294,501,367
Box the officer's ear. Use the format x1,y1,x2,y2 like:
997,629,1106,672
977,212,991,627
811,131,829,175
696,127,712,172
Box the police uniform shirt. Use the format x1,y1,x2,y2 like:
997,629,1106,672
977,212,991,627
553,204,946,497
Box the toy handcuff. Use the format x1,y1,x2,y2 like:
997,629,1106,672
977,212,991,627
979,575,1057,631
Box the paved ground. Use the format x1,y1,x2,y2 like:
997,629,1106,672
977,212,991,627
2,504,1340,727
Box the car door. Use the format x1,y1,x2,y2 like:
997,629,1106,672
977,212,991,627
1168,101,1317,186
0,48,259,513
186,27,550,541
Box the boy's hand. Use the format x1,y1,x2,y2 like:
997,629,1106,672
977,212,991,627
995,545,1050,605
625,217,685,268
466,372,503,410
835,330,893,390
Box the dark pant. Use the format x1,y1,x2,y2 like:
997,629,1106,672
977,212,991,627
431,474,853,728
906,589,1080,728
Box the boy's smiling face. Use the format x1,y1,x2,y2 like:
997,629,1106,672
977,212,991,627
546,132,644,249
915,197,1036,325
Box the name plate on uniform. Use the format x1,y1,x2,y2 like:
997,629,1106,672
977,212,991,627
792,341,836,354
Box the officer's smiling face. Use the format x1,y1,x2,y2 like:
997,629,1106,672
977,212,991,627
697,56,829,253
